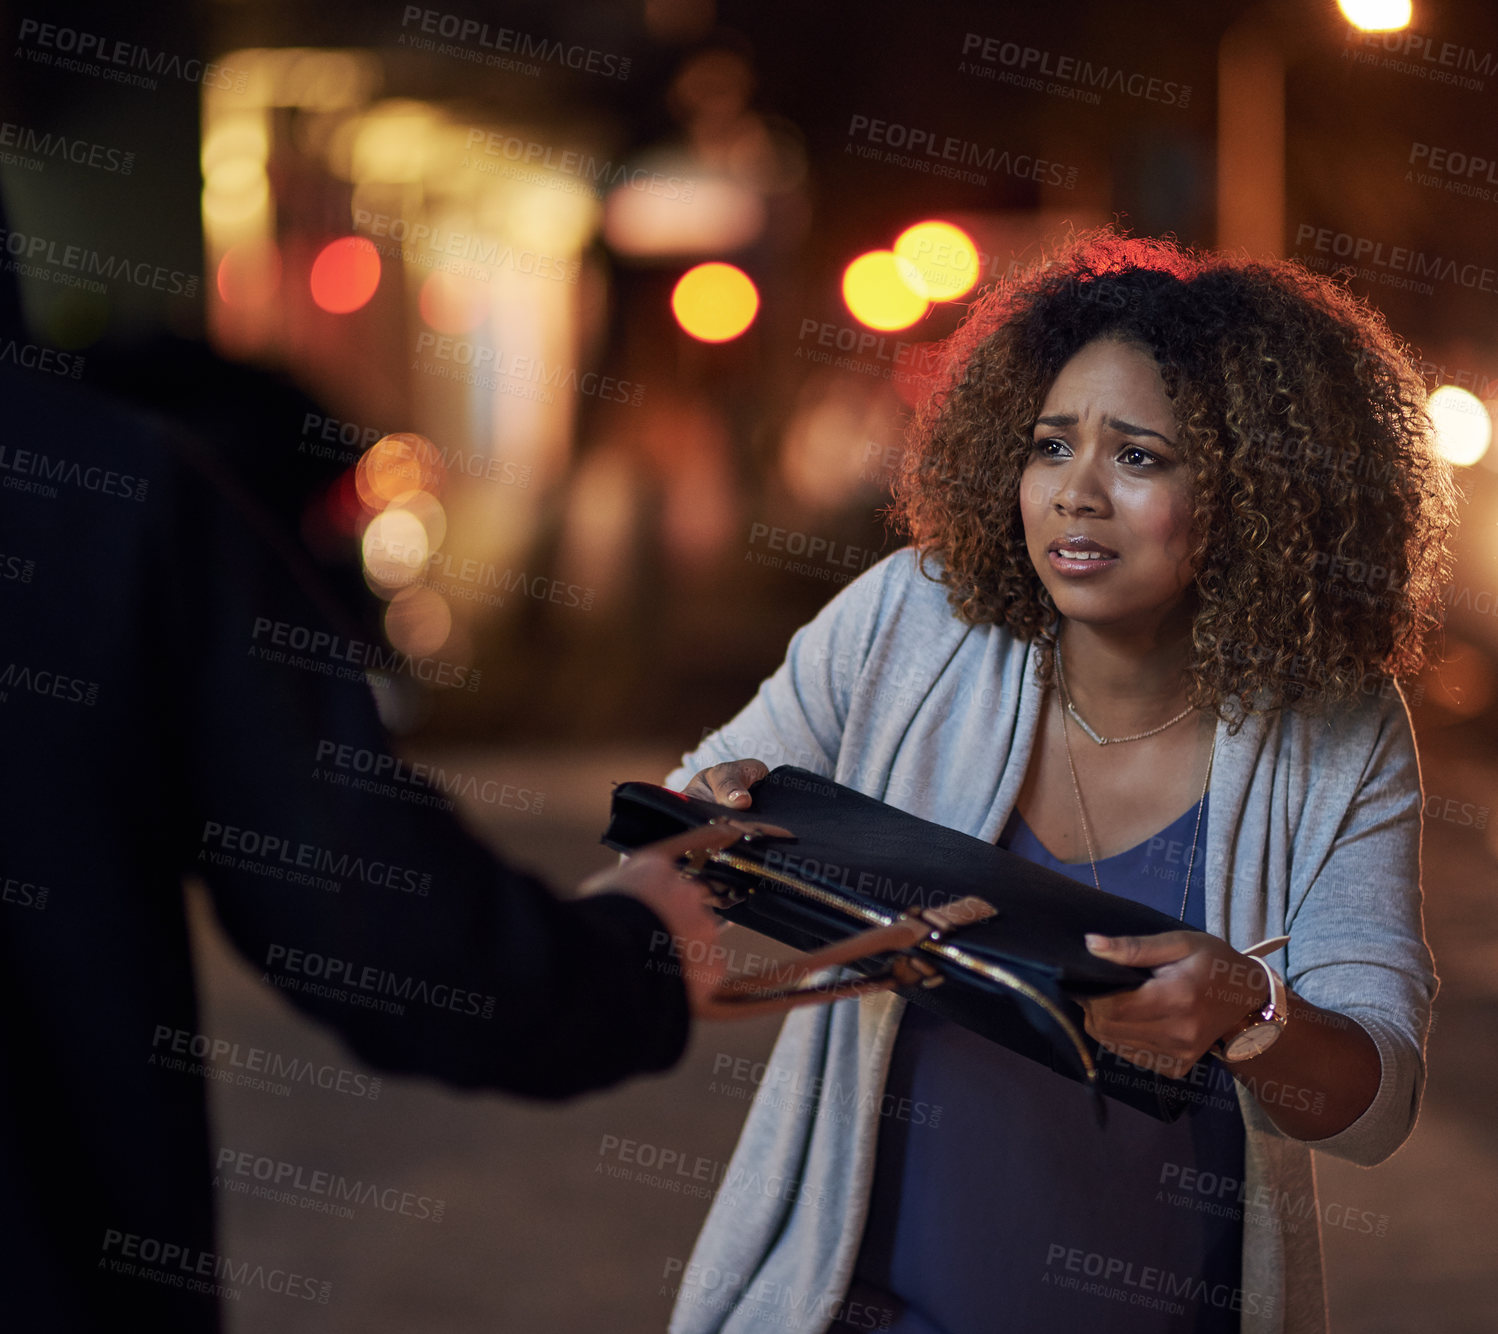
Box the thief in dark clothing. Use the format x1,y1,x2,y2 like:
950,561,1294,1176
0,364,718,1330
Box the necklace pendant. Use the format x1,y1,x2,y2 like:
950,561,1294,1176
1065,702,1107,747
1054,640,1215,921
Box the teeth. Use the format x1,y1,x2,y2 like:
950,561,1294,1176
1058,548,1110,560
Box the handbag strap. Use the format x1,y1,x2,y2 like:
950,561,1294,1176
694,896,997,1021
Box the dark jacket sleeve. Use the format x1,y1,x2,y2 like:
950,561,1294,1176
154,431,689,1098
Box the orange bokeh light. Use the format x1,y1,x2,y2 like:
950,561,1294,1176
310,236,381,314
892,221,980,301
842,250,928,332
355,433,446,510
216,240,282,307
671,262,759,342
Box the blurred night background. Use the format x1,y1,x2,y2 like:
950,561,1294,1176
3,0,1497,1329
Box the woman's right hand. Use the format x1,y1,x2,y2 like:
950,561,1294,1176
682,758,770,809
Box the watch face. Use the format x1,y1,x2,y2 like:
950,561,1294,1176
1224,1022,1282,1062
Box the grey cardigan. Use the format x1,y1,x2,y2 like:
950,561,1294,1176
666,548,1435,1334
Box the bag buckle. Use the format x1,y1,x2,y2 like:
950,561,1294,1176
701,894,996,1014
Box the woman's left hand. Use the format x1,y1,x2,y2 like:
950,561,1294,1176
1079,930,1267,1080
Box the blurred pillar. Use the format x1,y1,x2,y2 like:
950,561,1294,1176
1218,2,1411,258
1217,20,1285,258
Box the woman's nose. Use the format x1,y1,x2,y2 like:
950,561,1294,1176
1052,459,1107,515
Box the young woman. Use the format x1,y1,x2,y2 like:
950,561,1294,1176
665,233,1454,1333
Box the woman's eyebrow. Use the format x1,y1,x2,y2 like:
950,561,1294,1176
1032,411,1175,444
1105,415,1175,443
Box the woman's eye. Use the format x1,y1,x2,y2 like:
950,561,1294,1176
1030,437,1068,457
1118,445,1159,467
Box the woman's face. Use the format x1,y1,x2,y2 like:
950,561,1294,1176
1019,337,1198,638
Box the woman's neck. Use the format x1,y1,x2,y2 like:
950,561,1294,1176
1055,618,1194,724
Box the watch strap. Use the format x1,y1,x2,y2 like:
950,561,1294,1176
1215,937,1290,1062
1240,936,1288,1016
1244,954,1286,1023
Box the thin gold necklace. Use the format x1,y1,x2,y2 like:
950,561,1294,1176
1054,640,1195,745
1057,688,1215,920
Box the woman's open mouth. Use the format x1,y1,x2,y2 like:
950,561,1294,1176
1046,536,1119,575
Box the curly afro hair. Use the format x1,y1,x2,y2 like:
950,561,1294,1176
891,229,1459,723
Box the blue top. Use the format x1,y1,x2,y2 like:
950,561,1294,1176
838,796,1247,1334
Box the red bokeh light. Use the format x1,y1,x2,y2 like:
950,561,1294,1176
309,236,381,314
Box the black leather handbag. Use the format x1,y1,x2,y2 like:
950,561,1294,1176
604,765,1262,1121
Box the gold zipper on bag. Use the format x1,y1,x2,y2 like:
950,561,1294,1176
703,849,1098,1084
707,850,897,927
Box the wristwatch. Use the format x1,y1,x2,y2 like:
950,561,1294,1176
1217,938,1290,1063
